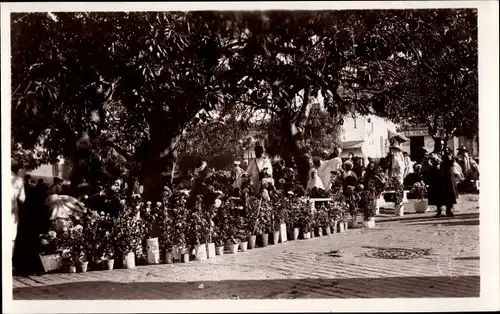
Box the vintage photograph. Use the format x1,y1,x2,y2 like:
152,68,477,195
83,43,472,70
3,2,496,310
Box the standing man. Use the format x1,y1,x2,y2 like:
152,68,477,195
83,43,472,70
247,144,274,193
318,147,343,192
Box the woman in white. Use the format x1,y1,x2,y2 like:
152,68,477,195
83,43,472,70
306,168,324,193
318,148,342,191
246,144,273,192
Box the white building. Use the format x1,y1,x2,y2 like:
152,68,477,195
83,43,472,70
339,114,398,165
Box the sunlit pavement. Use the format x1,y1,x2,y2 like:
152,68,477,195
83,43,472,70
12,195,479,299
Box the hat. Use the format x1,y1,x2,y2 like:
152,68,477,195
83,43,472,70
234,161,241,165
457,146,469,153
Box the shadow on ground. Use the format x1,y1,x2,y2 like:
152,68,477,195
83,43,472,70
377,213,479,224
407,219,479,227
12,276,480,300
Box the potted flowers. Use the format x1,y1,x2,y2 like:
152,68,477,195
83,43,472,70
39,231,63,273
187,199,211,261
360,189,377,228
315,204,331,235
297,201,314,239
389,178,406,216
286,196,301,240
113,209,146,269
410,181,428,213
256,202,273,247
58,225,85,273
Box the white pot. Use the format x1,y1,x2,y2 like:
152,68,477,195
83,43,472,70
279,223,288,243
146,238,160,264
394,203,405,216
405,200,416,213
415,199,429,213
122,252,136,269
206,243,216,259
362,217,376,229
194,244,208,261
39,253,62,272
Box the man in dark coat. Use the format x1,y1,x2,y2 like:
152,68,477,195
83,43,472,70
439,147,458,216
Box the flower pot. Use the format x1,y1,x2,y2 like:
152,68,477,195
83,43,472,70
292,228,300,240
316,227,323,237
215,246,224,256
248,235,257,249
405,200,416,213
272,231,280,245
79,261,89,273
164,251,174,264
415,199,429,213
394,203,405,216
146,238,160,265
122,252,136,269
279,223,288,243
260,234,269,247
206,243,216,259
338,222,345,233
229,243,239,254
68,265,77,273
239,241,248,252
302,230,311,239
363,217,376,229
324,226,331,235
194,244,208,261
39,253,62,273
180,252,190,263
106,259,115,270
332,221,338,234
348,216,357,229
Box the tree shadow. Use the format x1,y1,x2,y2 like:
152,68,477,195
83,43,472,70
454,256,480,261
377,213,479,223
12,276,480,300
407,219,479,227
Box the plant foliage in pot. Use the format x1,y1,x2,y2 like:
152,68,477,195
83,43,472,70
297,200,313,239
188,197,211,261
410,181,428,213
113,208,146,269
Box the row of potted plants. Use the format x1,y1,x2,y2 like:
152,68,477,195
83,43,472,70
39,187,356,273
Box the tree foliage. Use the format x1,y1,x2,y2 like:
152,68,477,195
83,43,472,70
11,9,478,197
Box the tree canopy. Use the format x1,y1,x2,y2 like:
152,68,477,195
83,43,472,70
11,9,478,198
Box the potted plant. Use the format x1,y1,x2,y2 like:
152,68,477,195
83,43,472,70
113,209,146,269
160,207,175,264
297,201,313,239
58,225,85,273
257,202,273,247
315,204,331,235
360,189,377,228
244,194,262,249
271,190,289,243
410,181,428,213
286,196,301,240
188,201,211,261
237,216,250,252
388,178,405,216
142,201,165,265
345,185,361,229
38,231,63,273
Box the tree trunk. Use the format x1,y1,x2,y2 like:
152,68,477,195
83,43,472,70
281,118,310,187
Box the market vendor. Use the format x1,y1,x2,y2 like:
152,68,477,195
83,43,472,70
246,144,274,193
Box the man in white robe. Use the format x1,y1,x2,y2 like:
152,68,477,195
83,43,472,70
247,144,274,192
318,148,342,191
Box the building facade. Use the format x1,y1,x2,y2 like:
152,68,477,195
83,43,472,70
340,114,398,165
399,126,479,160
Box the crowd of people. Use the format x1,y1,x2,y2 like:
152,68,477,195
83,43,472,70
10,137,479,275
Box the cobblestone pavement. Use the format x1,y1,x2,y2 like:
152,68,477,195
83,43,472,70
12,195,480,300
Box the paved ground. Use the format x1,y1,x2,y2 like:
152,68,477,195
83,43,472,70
12,194,480,299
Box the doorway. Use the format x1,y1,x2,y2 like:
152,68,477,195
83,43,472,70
410,136,425,161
